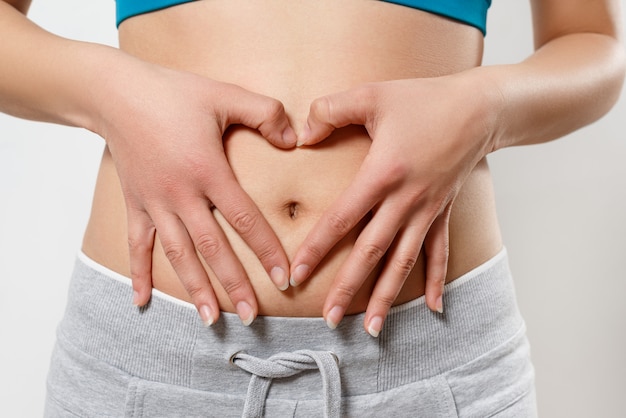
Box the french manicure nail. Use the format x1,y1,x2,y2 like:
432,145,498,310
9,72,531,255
289,264,310,287
271,266,289,291
297,123,311,147
436,296,444,314
132,291,140,306
237,301,255,326
326,306,344,330
200,305,215,327
367,316,383,338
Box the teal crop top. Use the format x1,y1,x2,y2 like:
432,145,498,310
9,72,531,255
116,0,491,35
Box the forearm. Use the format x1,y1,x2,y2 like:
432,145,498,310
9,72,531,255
0,1,126,132
478,31,625,151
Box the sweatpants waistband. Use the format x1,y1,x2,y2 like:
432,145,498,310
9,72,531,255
57,248,523,398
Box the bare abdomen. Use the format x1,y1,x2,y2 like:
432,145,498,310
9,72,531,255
82,0,502,316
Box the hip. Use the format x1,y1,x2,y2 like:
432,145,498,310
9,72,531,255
46,248,535,417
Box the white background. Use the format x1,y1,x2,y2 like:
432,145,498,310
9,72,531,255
0,1,625,416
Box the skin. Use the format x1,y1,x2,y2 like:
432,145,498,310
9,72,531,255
0,0,298,326
289,0,626,332
1,0,624,337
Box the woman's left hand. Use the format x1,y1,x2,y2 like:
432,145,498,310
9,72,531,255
290,73,499,336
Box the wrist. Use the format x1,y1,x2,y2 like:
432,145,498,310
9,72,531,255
447,66,506,157
464,67,507,155
77,44,166,143
68,43,136,136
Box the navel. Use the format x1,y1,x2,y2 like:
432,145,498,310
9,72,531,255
286,201,300,220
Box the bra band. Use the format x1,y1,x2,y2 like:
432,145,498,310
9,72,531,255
381,0,490,35
115,0,491,35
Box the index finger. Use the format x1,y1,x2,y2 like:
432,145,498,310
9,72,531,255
209,164,291,291
289,161,383,287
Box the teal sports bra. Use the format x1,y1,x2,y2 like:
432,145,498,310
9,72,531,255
116,0,491,35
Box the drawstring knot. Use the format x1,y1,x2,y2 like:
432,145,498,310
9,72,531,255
230,349,341,418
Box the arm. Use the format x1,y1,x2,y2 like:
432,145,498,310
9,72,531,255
0,1,296,325
291,0,625,335
488,0,625,150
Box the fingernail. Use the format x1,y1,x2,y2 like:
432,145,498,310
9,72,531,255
132,291,140,306
282,126,297,145
326,306,344,330
289,264,310,287
297,123,311,147
271,266,289,291
367,316,383,338
436,296,444,314
200,305,215,327
237,301,255,326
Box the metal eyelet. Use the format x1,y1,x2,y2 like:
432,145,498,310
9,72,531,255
229,350,246,365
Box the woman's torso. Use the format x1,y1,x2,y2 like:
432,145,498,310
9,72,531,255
82,0,502,316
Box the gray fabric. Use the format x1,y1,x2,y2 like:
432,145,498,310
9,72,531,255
44,249,537,417
232,350,340,418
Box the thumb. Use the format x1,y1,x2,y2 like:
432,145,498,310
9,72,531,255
220,84,297,149
300,85,376,146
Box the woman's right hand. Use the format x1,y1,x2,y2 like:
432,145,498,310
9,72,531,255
94,58,296,326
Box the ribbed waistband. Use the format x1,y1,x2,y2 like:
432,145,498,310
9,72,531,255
57,248,523,398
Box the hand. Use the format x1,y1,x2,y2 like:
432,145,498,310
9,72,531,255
96,59,296,326
291,73,496,336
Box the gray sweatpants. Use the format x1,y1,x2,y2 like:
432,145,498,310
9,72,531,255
45,249,537,417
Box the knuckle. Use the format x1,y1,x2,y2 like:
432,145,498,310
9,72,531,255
157,173,185,195
127,223,155,254
309,96,332,120
373,293,396,310
328,212,352,236
364,162,409,195
428,271,446,288
358,243,387,266
183,281,206,301
195,233,222,260
434,272,446,285
162,242,188,267
230,210,259,235
384,160,411,187
129,264,149,282
254,242,279,263
301,241,325,263
334,280,357,302
263,99,286,122
127,236,148,253
256,99,287,137
219,275,247,297
392,252,418,277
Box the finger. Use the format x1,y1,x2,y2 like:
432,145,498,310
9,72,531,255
210,169,290,292
153,214,221,326
127,208,156,308
220,84,297,149
363,222,426,337
423,203,452,314
301,85,377,146
182,201,258,326
322,201,409,330
289,163,383,287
